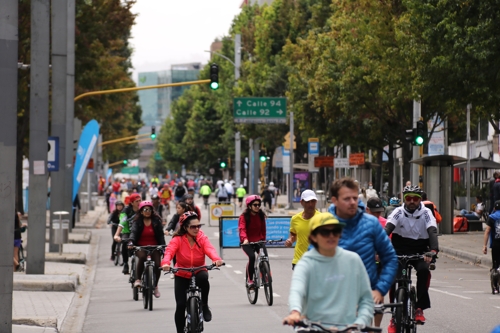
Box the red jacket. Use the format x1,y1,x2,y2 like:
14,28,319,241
238,213,266,243
161,230,221,279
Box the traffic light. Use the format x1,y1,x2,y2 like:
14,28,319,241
210,63,219,90
415,120,425,146
123,159,128,165
151,126,156,140
259,150,267,162
220,159,227,168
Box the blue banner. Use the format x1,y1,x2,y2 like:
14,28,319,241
219,217,291,248
73,120,100,201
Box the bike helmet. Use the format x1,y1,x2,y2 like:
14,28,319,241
402,185,423,198
389,197,400,205
188,187,195,192
178,211,199,226
245,195,262,207
138,201,154,210
151,194,159,200
115,200,124,206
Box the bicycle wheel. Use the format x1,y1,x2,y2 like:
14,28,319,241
148,266,154,311
130,258,139,301
142,271,148,309
18,245,26,272
407,286,417,333
261,261,273,306
395,288,408,333
114,243,121,266
188,297,199,333
245,270,258,304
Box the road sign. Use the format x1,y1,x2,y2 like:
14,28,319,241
314,156,334,168
233,97,287,124
283,131,296,149
48,136,59,171
349,153,365,166
308,142,320,172
334,158,349,168
209,202,236,226
121,166,139,174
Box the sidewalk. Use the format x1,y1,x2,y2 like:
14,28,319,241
12,200,106,333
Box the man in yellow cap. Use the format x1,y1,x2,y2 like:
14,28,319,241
284,212,374,329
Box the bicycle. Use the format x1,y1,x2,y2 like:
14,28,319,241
17,240,26,272
113,239,124,266
391,254,425,333
284,319,382,332
165,263,224,333
241,239,282,306
131,245,167,311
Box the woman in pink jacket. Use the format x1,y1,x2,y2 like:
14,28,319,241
161,211,223,333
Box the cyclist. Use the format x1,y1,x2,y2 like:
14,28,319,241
236,184,247,209
161,211,223,333
113,193,141,274
199,182,212,207
14,212,27,271
128,201,166,298
107,200,125,261
260,185,274,213
285,190,319,269
283,212,374,328
238,195,267,288
385,185,439,331
384,197,400,218
151,194,167,226
160,184,172,207
329,178,397,329
179,193,201,218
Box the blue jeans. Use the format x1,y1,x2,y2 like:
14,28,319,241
460,210,479,220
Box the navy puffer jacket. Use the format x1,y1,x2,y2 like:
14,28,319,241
331,206,397,296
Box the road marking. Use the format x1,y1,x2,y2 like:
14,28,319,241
213,232,219,238
493,306,500,309
429,287,472,300
273,293,280,297
268,254,280,258
463,291,487,293
225,264,233,268
234,270,243,274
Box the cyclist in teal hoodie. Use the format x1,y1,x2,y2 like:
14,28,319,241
284,212,374,329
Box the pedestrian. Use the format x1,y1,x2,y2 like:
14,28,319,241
460,195,484,221
72,194,81,229
283,212,374,329
490,172,499,213
366,182,378,199
329,177,397,330
358,187,368,206
285,190,319,269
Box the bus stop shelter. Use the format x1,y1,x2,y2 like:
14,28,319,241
410,155,466,234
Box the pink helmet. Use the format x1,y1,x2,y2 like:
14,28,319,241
178,211,199,226
245,195,262,207
139,201,153,210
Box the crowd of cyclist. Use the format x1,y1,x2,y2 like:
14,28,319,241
107,176,441,332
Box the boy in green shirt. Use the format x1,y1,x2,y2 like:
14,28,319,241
285,190,319,269
236,185,247,208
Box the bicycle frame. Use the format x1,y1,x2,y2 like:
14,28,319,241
287,319,382,332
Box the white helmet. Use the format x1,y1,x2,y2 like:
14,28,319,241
269,182,274,186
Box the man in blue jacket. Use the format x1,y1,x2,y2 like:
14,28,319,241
329,177,397,328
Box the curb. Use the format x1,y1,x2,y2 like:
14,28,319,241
45,253,86,264
14,280,77,292
12,317,57,328
439,245,492,268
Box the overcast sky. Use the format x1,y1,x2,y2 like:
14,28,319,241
129,0,242,82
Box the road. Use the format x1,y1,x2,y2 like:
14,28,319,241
82,206,500,333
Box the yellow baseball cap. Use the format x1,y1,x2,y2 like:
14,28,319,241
309,212,345,232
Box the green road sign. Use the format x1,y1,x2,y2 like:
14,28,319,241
234,97,287,124
121,166,139,174
154,152,161,160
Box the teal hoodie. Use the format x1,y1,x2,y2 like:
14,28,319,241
289,247,374,328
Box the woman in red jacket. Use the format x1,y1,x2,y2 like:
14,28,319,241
161,211,223,333
238,195,267,288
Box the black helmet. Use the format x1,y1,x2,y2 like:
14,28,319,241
151,194,159,200
188,187,195,192
115,200,124,206
402,185,423,196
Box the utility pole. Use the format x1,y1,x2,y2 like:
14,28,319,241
287,112,295,209
411,100,421,185
235,132,241,187
466,104,471,213
49,0,69,252
27,0,50,274
66,0,76,231
249,139,254,194
234,34,241,81
0,1,18,330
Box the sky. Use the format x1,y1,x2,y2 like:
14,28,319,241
129,0,242,82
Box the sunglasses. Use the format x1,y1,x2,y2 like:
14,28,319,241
142,208,152,212
405,196,421,202
189,224,204,230
252,203,261,207
317,227,342,237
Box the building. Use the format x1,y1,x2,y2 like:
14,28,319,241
240,0,273,7
136,63,201,172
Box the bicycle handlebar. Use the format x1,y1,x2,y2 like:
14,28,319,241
374,302,403,314
163,262,225,275
284,319,382,332
131,245,167,254
241,238,283,246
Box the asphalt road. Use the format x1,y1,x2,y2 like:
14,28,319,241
82,216,500,333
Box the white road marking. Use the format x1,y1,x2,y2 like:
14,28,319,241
429,287,472,300
268,254,280,258
213,232,219,238
234,270,243,274
225,264,233,268
463,291,488,293
273,293,280,297
494,306,500,309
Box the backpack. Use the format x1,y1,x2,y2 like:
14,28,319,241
453,216,468,232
